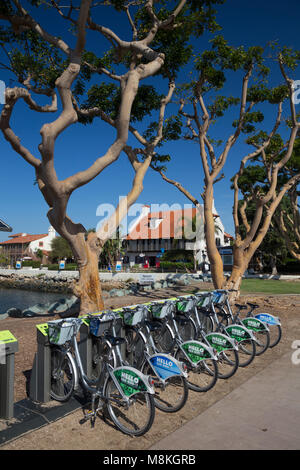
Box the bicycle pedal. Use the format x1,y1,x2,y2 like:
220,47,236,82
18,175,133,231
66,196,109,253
84,409,95,419
79,410,95,425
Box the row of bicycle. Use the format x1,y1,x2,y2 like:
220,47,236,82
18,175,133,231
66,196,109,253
47,289,281,437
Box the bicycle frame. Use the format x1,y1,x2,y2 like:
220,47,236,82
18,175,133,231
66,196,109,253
71,329,132,403
124,315,188,382
51,318,155,408
213,290,271,335
154,301,219,366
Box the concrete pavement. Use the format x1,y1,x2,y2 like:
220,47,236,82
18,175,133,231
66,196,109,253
150,351,300,450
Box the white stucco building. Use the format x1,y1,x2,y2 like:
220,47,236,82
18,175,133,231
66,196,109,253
123,204,233,269
0,226,56,265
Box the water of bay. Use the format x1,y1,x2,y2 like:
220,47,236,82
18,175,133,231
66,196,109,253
0,287,71,314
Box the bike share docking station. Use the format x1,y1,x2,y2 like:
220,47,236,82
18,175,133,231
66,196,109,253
0,330,18,419
29,313,125,403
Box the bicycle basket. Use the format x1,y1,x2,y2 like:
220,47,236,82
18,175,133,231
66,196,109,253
89,312,116,337
150,301,172,319
123,307,146,326
212,291,225,305
195,293,210,308
48,319,75,345
176,298,194,313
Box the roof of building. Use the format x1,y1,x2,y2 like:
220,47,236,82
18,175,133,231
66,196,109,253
224,232,234,239
127,207,204,241
0,233,48,245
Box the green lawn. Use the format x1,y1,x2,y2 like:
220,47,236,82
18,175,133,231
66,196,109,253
241,279,300,295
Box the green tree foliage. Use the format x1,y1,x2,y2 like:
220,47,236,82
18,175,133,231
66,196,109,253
50,236,74,262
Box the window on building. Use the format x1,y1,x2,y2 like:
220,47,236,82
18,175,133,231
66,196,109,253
39,242,43,247
223,254,233,265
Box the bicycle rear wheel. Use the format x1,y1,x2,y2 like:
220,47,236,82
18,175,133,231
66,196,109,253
237,339,256,367
247,312,281,349
269,324,282,348
104,377,155,436
50,347,75,402
175,349,218,392
253,330,270,356
142,362,188,413
216,349,239,380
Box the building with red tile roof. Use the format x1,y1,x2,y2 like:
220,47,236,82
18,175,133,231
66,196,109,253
123,205,233,269
0,226,56,266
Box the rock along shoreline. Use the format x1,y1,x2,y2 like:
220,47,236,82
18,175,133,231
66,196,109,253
0,268,206,320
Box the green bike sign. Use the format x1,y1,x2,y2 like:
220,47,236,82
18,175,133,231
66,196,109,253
225,324,252,343
242,318,268,332
113,368,147,397
206,333,235,352
181,341,212,364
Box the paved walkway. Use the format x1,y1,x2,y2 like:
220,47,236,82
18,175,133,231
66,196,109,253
150,351,300,450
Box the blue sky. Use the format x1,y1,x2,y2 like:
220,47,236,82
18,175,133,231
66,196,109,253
1,0,300,243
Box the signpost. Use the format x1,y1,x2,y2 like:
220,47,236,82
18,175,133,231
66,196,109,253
115,261,122,272
138,273,155,287
59,260,65,270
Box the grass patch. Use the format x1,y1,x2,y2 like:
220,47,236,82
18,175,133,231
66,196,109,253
241,279,300,295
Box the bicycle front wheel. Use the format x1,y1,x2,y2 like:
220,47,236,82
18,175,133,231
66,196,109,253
142,362,188,413
175,316,197,342
151,323,174,353
91,338,116,382
214,306,230,328
104,377,155,436
175,349,218,392
195,309,214,334
126,333,146,369
50,347,75,402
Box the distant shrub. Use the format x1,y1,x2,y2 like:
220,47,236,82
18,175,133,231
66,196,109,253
160,261,193,272
22,260,41,268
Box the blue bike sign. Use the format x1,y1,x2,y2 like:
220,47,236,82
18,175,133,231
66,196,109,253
149,354,184,380
254,313,281,326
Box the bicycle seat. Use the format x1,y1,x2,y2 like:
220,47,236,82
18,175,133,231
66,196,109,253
235,303,247,310
104,333,126,346
145,320,162,331
247,302,259,309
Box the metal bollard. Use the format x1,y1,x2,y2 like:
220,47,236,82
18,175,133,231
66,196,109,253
0,330,18,419
79,320,93,378
29,323,51,403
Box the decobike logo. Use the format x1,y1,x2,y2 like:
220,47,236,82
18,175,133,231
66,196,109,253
291,340,300,365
